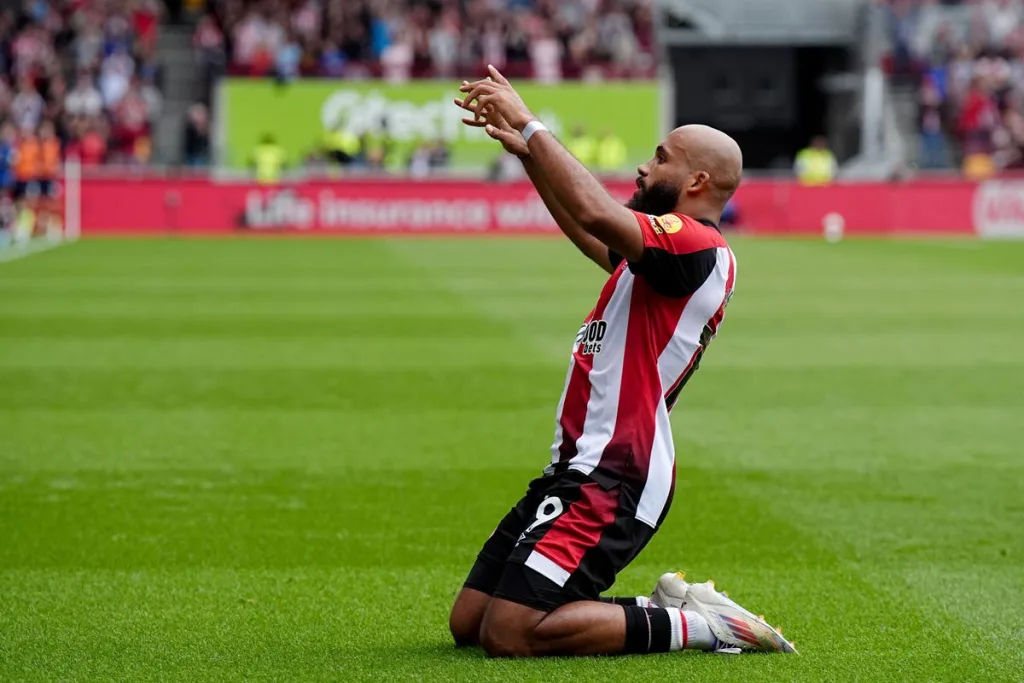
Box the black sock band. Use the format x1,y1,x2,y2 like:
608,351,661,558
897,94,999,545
623,606,674,654
623,606,652,654
600,596,638,606
648,609,673,652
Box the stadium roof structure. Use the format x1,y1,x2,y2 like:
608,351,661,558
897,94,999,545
660,0,862,45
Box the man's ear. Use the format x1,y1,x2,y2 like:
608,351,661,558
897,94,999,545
689,171,710,193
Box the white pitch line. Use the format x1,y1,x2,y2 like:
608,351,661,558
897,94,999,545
0,238,71,264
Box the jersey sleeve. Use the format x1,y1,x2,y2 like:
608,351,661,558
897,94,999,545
627,211,724,298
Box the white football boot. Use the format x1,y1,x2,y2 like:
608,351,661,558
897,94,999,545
681,580,798,654
649,571,691,609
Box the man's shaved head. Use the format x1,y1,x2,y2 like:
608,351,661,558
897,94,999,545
666,125,743,203
627,124,743,222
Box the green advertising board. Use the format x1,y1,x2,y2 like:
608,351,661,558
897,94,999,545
220,79,659,172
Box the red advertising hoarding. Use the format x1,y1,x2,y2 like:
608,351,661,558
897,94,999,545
79,176,1024,237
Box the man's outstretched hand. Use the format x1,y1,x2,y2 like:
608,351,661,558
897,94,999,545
455,65,537,134
457,85,529,158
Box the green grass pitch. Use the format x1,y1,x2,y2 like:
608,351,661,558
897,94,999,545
1,236,1022,682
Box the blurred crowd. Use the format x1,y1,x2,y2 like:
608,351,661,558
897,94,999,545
0,0,166,177
195,0,656,86
0,0,170,240
883,0,1024,174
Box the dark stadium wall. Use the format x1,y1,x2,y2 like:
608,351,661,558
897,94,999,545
668,45,852,170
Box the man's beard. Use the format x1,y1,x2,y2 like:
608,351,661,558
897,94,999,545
625,179,682,216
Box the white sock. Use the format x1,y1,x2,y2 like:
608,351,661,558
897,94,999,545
635,596,651,608
666,609,718,651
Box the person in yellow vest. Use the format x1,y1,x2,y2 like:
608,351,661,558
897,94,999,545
566,123,596,167
323,126,361,167
249,133,286,184
794,136,837,186
595,128,627,173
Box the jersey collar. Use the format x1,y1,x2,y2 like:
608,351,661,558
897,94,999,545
696,217,721,233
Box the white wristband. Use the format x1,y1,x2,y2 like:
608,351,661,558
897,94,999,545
521,120,548,143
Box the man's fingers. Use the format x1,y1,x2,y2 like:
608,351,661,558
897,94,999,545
459,79,496,94
477,93,498,110
484,124,516,143
461,116,488,127
465,84,498,105
455,96,484,115
487,64,510,86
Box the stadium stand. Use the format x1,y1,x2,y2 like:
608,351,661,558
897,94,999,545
207,0,657,83
882,0,1024,172
0,0,165,167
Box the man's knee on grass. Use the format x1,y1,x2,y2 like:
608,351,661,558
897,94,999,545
449,588,491,647
479,615,535,658
478,598,549,658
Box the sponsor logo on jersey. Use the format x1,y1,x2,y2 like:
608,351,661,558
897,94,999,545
575,319,608,355
653,213,684,234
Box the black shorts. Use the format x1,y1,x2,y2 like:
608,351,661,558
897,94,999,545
463,469,669,613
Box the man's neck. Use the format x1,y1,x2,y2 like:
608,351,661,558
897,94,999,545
674,202,722,227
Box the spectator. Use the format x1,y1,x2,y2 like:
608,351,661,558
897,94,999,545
99,44,135,108
13,127,41,200
0,77,13,121
11,23,55,79
986,0,1022,43
958,75,999,156
110,79,150,164
597,4,639,71
66,119,108,166
794,136,838,185
320,40,346,77
567,123,596,167
361,121,391,170
194,13,226,101
381,28,413,83
132,0,163,56
233,6,274,71
408,141,433,178
429,138,450,169
139,74,163,130
994,92,1024,168
293,0,322,43
65,71,104,120
274,29,302,83
73,14,105,71
530,23,562,84
488,150,525,182
249,132,286,184
919,76,950,168
0,122,16,197
11,77,44,132
37,119,62,236
595,128,627,172
428,11,459,79
44,75,67,126
183,103,211,166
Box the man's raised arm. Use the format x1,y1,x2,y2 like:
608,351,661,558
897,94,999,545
458,67,645,263
523,157,616,273
458,101,616,273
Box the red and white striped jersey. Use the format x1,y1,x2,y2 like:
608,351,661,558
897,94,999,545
548,211,736,528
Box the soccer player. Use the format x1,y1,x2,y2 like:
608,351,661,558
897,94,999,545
447,67,797,658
